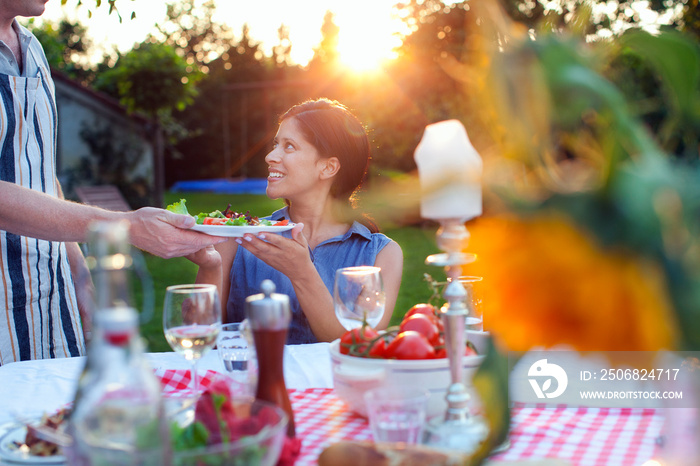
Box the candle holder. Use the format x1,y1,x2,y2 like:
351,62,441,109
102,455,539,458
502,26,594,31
422,218,488,453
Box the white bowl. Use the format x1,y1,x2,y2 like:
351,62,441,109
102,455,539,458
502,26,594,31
329,330,488,418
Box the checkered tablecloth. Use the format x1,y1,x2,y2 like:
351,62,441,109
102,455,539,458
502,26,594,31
290,388,371,466
154,370,663,466
490,403,663,465
156,368,219,396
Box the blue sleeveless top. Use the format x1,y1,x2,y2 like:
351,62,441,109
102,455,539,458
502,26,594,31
226,207,392,344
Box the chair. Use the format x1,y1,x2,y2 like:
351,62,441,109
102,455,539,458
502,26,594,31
74,185,131,212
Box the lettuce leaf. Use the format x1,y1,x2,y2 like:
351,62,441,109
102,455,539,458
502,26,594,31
166,199,190,215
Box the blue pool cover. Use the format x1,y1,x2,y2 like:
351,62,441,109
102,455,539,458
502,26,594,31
170,178,268,195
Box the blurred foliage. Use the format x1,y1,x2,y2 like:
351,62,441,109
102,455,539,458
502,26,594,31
29,18,95,84
94,42,200,117
145,0,234,71
426,2,699,460
67,0,132,21
92,41,202,156
460,1,700,350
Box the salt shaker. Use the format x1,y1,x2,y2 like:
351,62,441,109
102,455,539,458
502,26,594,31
246,279,296,437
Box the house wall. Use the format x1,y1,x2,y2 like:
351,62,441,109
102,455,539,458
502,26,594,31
52,74,155,206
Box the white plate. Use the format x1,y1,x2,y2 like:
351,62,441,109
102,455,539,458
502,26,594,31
0,424,65,464
191,223,295,237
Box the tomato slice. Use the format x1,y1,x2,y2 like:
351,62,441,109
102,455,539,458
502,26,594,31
273,219,289,226
203,217,227,225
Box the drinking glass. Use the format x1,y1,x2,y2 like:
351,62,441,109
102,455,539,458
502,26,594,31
333,266,386,330
163,284,221,398
364,387,429,444
456,276,484,331
217,321,257,396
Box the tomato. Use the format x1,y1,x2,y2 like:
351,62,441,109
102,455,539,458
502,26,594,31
433,342,478,359
404,303,437,320
202,217,227,225
274,219,289,226
339,326,379,356
368,337,386,358
384,331,435,360
399,314,441,345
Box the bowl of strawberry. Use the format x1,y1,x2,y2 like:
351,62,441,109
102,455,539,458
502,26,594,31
329,303,487,418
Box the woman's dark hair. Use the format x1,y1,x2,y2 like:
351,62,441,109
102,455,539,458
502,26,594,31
280,98,379,232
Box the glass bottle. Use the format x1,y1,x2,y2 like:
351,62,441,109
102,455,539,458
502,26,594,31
246,279,296,437
64,221,170,465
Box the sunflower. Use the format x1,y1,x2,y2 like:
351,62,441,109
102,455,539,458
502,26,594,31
465,214,679,353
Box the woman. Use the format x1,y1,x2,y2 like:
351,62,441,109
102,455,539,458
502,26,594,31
190,98,403,344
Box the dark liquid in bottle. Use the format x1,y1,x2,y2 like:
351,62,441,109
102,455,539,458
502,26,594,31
254,328,296,437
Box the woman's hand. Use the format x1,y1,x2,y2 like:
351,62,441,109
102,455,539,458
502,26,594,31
235,223,310,275
186,244,223,270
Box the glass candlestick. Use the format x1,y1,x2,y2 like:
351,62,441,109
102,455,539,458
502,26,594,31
422,218,488,453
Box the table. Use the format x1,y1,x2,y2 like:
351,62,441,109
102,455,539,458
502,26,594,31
0,343,666,465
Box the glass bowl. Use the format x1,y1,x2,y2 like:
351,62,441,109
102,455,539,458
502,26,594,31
172,398,288,466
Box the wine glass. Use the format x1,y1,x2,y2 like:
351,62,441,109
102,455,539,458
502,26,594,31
163,284,221,398
333,266,386,330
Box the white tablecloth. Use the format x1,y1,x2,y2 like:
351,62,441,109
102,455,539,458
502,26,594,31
0,343,333,427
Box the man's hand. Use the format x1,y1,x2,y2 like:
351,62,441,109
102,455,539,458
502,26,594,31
126,207,228,259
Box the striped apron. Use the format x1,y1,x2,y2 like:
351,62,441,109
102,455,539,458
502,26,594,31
0,63,85,364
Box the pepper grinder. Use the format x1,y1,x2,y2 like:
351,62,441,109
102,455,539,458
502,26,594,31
246,279,296,437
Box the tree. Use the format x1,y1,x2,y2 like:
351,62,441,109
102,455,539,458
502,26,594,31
309,11,341,67
146,0,234,71
94,42,200,118
169,24,296,184
69,0,133,21
361,1,482,172
30,18,95,84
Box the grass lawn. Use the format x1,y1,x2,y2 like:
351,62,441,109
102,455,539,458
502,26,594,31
136,192,440,352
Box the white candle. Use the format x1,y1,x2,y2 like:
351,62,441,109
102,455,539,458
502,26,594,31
414,119,482,221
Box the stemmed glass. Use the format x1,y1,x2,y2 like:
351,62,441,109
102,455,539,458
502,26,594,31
163,284,221,398
333,266,386,330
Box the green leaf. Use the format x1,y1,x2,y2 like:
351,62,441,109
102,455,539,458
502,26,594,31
165,198,189,215
620,30,700,119
171,421,209,452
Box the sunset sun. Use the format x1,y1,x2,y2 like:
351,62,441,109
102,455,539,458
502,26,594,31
334,7,406,71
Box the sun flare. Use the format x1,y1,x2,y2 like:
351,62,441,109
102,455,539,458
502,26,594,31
337,31,401,71
334,6,405,71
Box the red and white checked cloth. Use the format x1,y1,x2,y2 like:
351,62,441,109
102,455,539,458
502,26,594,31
290,388,371,466
156,368,220,396
490,403,663,465
154,370,664,466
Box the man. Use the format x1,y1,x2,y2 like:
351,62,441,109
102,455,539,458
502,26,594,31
0,0,225,364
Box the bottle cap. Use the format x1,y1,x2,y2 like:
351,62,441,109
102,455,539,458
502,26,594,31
94,308,138,345
245,280,291,331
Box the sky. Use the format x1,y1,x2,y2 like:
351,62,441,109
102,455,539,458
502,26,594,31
37,0,415,68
